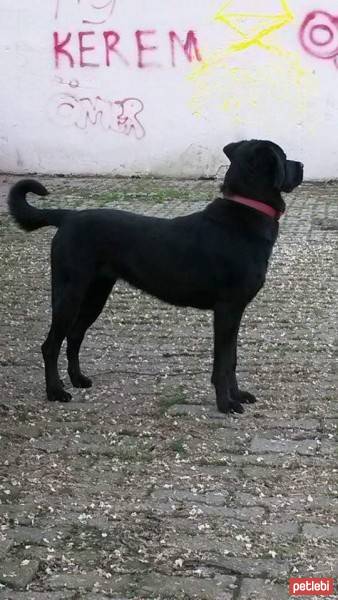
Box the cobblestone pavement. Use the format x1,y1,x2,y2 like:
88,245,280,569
0,174,337,599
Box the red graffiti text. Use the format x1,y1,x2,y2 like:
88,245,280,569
53,30,203,69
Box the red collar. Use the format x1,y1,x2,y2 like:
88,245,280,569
228,195,284,220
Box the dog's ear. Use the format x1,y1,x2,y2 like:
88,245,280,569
254,144,286,189
223,142,242,161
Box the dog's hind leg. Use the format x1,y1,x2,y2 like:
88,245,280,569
42,279,89,403
67,276,116,388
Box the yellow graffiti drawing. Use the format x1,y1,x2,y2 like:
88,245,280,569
189,0,314,123
214,0,294,53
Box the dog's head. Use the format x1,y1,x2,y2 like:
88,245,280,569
221,140,303,206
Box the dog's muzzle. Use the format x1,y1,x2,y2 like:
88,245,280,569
282,161,304,193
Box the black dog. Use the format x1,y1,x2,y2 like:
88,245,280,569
8,140,303,413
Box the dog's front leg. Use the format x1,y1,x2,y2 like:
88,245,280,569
212,302,245,414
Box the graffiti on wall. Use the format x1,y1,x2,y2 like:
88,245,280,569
55,0,117,24
49,1,322,138
53,0,203,69
51,0,147,137
53,30,202,69
49,94,145,138
51,0,203,137
189,0,313,122
214,0,294,53
300,11,338,68
55,75,80,89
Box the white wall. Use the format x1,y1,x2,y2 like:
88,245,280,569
1,0,338,178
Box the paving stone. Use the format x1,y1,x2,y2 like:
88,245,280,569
10,527,66,546
22,546,52,561
305,557,338,576
236,492,335,513
181,505,265,521
186,465,241,481
218,507,265,522
323,418,338,431
31,439,66,454
151,489,227,506
165,517,207,535
0,425,42,440
231,453,331,468
303,523,338,540
0,593,74,600
318,440,337,455
0,558,40,589
167,404,211,418
165,533,244,556
241,466,283,481
300,495,338,513
84,596,128,600
204,557,290,579
239,578,289,599
0,504,39,526
47,573,130,593
250,436,318,455
211,429,250,451
0,448,21,466
0,540,13,560
261,418,320,431
257,521,299,538
138,573,236,599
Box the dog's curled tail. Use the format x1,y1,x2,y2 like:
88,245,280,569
8,179,71,232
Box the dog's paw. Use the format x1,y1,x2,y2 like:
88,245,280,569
236,390,257,404
47,387,72,403
216,396,244,415
70,373,93,389
228,401,245,414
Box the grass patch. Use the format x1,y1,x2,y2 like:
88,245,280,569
93,187,202,205
158,384,189,414
31,179,215,210
169,439,187,456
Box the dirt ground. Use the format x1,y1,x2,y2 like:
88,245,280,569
0,174,337,600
